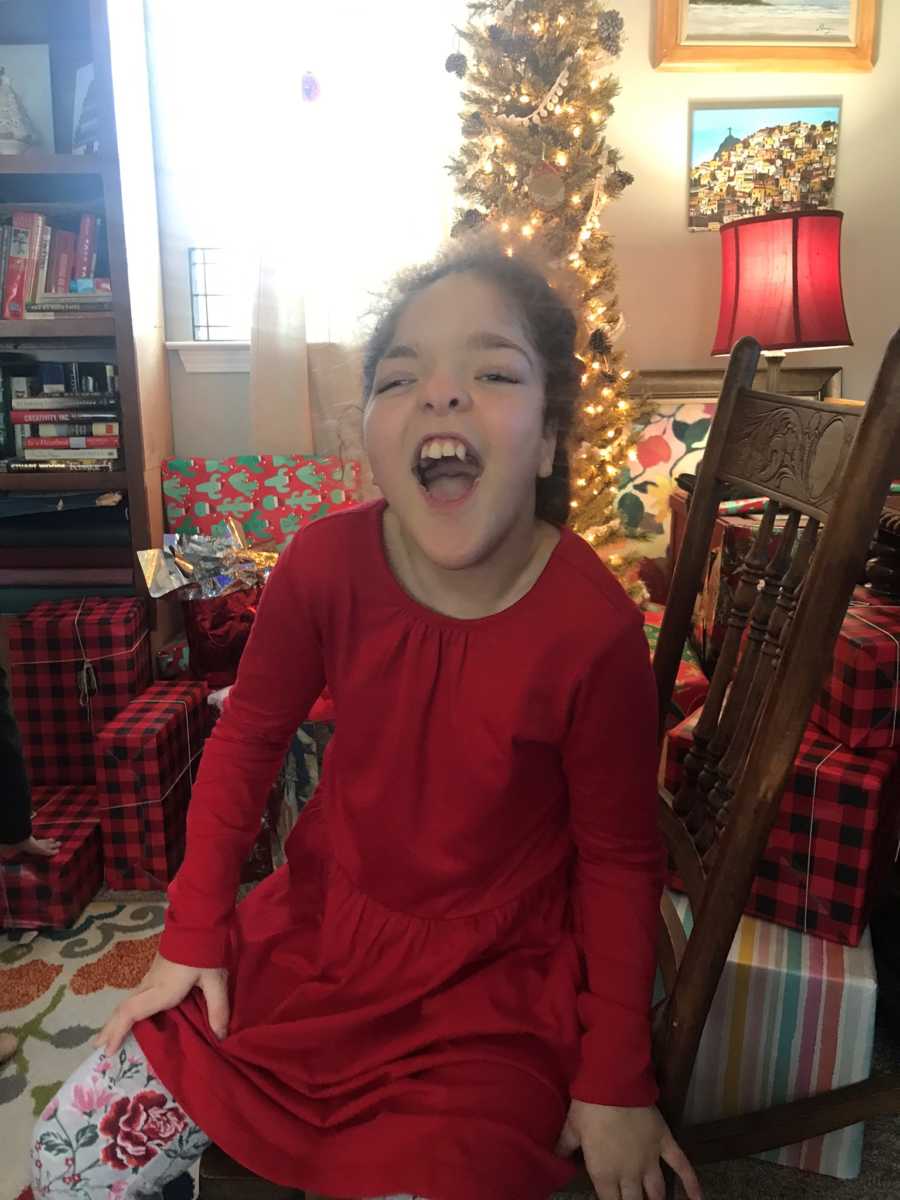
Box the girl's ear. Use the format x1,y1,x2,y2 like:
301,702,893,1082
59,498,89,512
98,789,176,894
538,423,558,480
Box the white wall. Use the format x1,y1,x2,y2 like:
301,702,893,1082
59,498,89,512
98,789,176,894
601,0,899,400
165,0,900,457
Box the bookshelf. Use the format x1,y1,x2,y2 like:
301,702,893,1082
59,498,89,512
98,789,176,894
0,0,171,605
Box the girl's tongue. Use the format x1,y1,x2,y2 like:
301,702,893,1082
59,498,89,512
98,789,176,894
428,473,476,503
418,456,481,504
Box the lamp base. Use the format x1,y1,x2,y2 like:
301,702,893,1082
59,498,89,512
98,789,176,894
763,352,787,392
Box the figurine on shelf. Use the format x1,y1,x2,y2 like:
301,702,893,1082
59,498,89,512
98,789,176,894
0,65,37,153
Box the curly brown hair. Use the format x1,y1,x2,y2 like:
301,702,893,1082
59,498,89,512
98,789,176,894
361,237,582,525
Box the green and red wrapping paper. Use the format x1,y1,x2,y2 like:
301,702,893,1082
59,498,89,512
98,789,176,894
95,680,208,890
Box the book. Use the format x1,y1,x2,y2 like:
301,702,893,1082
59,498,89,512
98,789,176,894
23,447,119,460
33,223,52,301
24,436,119,449
75,214,97,278
38,364,66,395
36,423,118,437
2,213,40,319
25,300,113,315
11,393,117,411
9,376,33,400
11,409,118,423
1,459,116,473
22,214,46,310
51,229,76,293
0,222,11,303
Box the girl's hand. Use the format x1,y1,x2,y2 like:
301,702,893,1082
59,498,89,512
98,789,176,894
555,1098,702,1200
93,951,230,1056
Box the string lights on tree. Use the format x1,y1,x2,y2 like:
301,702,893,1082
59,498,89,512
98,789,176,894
446,0,653,600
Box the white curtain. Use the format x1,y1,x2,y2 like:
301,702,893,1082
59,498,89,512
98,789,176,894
147,0,469,454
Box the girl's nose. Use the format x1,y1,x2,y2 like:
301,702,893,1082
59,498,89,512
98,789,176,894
418,374,472,416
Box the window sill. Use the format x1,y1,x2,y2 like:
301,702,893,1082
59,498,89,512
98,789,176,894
167,340,250,374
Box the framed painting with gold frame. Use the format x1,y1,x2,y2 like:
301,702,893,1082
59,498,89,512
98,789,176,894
653,0,877,73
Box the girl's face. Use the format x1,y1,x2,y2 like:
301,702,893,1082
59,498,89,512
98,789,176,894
364,272,556,571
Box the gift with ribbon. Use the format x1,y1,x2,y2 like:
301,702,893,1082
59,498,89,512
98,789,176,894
8,597,152,786
657,892,878,1179
663,709,900,946
0,787,103,929
95,680,208,890
811,602,900,750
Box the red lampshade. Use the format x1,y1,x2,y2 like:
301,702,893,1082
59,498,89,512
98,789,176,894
711,210,852,356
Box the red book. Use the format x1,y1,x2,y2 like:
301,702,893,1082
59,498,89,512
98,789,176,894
24,436,120,449
3,212,41,319
23,214,46,305
53,230,76,292
74,214,97,279
46,229,61,294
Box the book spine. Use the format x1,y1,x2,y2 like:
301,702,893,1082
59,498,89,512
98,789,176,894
3,459,115,473
11,393,117,411
64,362,81,393
9,376,32,400
74,214,97,279
2,214,37,319
0,222,12,303
23,447,119,460
54,230,76,293
33,223,52,301
22,215,46,307
36,423,120,437
14,426,24,455
24,436,120,449
26,301,113,314
13,410,118,423
46,229,61,293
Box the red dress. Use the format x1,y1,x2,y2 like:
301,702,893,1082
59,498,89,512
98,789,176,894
135,500,664,1200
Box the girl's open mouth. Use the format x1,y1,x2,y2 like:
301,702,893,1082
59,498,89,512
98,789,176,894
413,436,483,506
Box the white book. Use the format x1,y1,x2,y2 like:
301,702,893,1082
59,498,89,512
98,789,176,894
23,447,119,460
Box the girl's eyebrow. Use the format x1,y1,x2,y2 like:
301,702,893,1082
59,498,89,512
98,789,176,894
466,332,534,367
381,343,418,361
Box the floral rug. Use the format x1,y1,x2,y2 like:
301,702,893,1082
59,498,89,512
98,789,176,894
0,898,173,1200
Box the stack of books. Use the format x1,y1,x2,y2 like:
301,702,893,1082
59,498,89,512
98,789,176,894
0,211,111,320
1,361,121,473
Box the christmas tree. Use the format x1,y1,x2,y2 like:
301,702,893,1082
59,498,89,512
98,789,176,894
446,1,653,599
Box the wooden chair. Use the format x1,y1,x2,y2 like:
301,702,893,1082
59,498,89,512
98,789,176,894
199,332,900,1200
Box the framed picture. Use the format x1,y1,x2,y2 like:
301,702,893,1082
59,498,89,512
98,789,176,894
0,44,55,152
688,100,841,230
618,366,842,586
654,0,877,72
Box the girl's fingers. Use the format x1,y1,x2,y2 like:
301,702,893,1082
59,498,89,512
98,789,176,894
586,1171,620,1200
619,1179,643,1200
93,986,178,1056
643,1165,667,1200
661,1135,703,1200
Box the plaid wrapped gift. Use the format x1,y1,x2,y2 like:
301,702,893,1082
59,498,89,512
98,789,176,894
657,893,877,1179
0,787,103,929
811,604,900,750
161,454,361,549
8,597,151,786
643,605,709,727
95,680,207,890
663,710,900,945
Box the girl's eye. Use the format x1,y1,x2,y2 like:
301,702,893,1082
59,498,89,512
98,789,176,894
375,377,414,395
478,372,519,384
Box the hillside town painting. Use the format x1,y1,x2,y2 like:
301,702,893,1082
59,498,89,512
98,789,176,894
688,102,841,230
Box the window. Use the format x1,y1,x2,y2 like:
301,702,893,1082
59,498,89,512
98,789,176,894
146,1,469,346
189,248,253,342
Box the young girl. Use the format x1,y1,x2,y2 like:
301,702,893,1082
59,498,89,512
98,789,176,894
31,241,701,1200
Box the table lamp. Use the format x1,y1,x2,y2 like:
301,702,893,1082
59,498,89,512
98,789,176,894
711,209,852,391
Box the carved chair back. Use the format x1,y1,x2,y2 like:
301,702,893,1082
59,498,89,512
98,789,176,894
651,333,900,1126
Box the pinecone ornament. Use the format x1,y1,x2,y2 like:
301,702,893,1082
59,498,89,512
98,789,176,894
445,52,468,78
597,10,624,57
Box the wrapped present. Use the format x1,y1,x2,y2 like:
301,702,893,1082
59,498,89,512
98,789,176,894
663,710,900,945
161,454,361,549
95,680,207,890
812,604,900,750
155,637,191,681
0,787,103,929
8,597,151,785
643,605,709,726
660,892,877,1179
181,585,261,688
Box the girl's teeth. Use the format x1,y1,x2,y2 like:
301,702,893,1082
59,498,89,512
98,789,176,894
455,444,466,461
442,440,457,458
428,442,443,459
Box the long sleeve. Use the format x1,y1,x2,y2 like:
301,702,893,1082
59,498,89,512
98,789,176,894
159,529,326,968
0,664,32,846
564,613,665,1107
